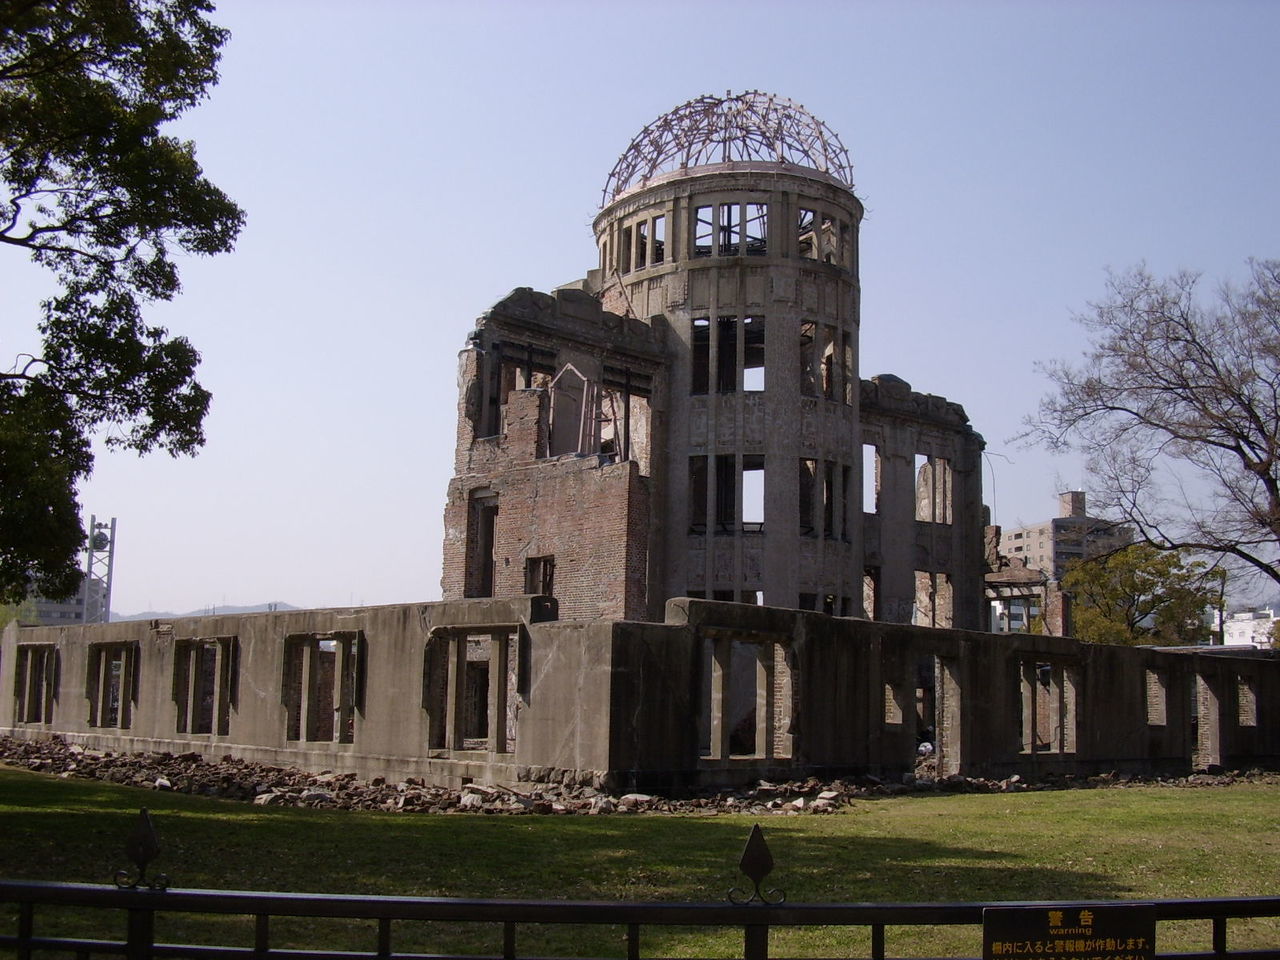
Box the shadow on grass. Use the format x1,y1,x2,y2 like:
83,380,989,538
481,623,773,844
0,765,1129,903
8,764,1263,958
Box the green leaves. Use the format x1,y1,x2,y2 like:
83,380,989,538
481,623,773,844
0,381,92,603
1063,545,1223,645
1,0,242,600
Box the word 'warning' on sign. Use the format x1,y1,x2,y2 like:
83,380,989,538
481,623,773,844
983,904,1156,960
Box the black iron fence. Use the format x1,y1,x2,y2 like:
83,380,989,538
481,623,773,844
2,815,1277,960
4,880,1280,960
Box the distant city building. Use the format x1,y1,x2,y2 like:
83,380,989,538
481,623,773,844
998,491,1131,580
1220,608,1276,648
31,576,108,626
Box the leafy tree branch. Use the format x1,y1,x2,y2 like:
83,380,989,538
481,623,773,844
1062,545,1224,645
0,0,243,603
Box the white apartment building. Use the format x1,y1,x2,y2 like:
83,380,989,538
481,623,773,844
999,491,1132,580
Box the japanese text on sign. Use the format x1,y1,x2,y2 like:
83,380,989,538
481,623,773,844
983,905,1156,960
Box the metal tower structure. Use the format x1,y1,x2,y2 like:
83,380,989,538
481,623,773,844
81,515,116,624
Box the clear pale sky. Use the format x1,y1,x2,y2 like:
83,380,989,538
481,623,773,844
4,0,1278,615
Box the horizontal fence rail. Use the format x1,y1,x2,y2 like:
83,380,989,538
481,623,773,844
4,816,1278,960
4,879,1280,960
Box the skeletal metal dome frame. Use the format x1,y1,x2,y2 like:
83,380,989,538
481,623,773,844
602,91,854,206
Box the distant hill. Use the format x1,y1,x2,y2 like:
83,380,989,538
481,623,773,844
111,602,299,622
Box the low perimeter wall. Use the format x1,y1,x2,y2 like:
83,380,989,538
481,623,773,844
2,598,1276,793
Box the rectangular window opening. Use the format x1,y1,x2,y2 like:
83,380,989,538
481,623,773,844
728,640,757,756
691,317,710,395
1238,675,1258,727
1020,660,1076,755
15,645,57,724
821,214,839,264
745,203,767,255
913,571,953,628
635,220,648,269
821,326,837,400
822,460,836,539
884,680,905,725
916,456,953,524
282,633,365,744
462,641,490,748
716,315,738,394
1062,666,1078,753
694,205,713,257
718,203,741,256
175,637,238,737
479,344,504,437
742,316,765,391
422,635,449,750
841,464,852,540
798,458,817,536
715,454,736,533
843,333,854,405
193,643,218,734
797,208,817,259
652,215,666,264
863,567,881,621
465,493,498,598
689,455,708,534
87,643,136,729
862,444,878,513
914,454,932,521
524,555,555,597
698,636,714,757
742,455,764,533
620,225,632,273
311,642,338,742
799,321,817,397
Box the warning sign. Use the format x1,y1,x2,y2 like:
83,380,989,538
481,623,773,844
983,905,1156,960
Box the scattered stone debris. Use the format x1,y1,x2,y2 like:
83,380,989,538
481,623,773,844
2,736,1275,817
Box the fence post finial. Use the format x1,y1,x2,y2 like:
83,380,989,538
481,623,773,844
115,808,169,891
729,823,785,905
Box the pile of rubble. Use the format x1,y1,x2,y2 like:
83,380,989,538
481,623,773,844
1,736,1274,816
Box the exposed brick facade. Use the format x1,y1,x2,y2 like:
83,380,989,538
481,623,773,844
442,289,663,622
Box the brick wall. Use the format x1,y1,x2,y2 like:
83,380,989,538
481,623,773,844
443,455,651,621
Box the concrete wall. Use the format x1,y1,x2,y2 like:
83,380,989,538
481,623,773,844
4,599,1276,792
595,165,867,616
861,374,986,630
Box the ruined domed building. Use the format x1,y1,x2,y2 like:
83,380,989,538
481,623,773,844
4,94,1275,792
442,92,986,629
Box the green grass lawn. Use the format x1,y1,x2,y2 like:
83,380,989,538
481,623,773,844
1,766,1277,957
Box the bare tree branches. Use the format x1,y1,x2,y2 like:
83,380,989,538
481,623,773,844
1023,261,1280,587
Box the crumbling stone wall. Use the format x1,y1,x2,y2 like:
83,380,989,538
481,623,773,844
861,374,986,630
441,288,664,621
443,456,649,621
2,599,1276,793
